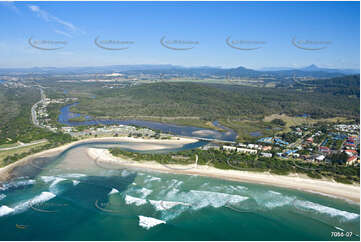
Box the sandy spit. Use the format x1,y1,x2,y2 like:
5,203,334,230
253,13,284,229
0,136,198,182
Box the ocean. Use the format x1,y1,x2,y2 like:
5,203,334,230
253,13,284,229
0,142,359,241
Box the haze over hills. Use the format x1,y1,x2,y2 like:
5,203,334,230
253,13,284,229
259,64,359,75
0,64,358,78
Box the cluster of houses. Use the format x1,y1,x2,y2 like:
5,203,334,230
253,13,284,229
222,143,273,158
62,125,155,137
35,96,78,132
343,135,359,165
217,123,359,166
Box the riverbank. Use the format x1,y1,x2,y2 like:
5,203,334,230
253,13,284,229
0,136,198,182
88,148,360,203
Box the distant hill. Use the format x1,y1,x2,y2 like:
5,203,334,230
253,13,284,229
260,64,359,75
0,64,357,78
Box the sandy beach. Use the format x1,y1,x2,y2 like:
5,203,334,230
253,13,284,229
1,136,359,203
87,147,361,203
0,136,198,182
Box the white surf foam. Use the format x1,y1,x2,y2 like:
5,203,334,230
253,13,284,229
294,200,359,221
49,178,66,188
165,188,179,198
72,180,80,186
40,176,57,183
108,188,119,195
144,175,161,183
171,190,248,210
0,205,14,217
230,185,248,192
13,192,56,213
149,199,190,211
135,187,153,198
268,190,281,195
138,215,166,230
249,190,296,209
121,170,133,177
0,194,6,201
0,179,36,191
335,226,344,231
169,179,183,189
60,173,87,178
124,195,147,206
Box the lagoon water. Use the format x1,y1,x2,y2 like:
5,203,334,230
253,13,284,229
58,103,237,141
0,141,359,241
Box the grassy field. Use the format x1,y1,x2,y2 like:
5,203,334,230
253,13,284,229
0,141,50,167
219,119,280,142
263,114,352,133
0,143,19,149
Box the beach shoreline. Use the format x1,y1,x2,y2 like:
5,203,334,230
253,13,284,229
1,136,359,204
0,136,198,182
87,147,361,204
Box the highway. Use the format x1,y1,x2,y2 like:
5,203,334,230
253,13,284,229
31,88,45,128
0,139,47,151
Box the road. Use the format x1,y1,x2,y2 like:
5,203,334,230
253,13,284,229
0,139,47,151
31,88,45,128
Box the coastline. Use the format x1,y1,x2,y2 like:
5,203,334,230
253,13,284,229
1,136,359,204
0,136,198,182
87,147,361,204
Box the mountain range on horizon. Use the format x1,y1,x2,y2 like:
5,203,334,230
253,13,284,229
259,64,359,74
0,64,359,77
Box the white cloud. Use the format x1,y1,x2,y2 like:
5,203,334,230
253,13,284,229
54,29,73,38
28,5,83,35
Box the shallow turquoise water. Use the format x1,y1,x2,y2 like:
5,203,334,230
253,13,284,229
0,142,359,241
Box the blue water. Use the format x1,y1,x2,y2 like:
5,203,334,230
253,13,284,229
58,103,237,141
250,131,263,137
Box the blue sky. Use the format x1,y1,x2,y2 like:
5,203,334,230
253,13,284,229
0,1,359,69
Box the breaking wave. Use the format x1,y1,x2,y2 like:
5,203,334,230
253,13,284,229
0,191,56,217
294,200,359,221
125,195,147,206
0,205,14,217
138,215,166,230
60,173,87,179
0,179,36,191
149,199,190,211
108,188,119,195
135,187,152,198
49,178,67,188
144,175,161,184
166,190,248,210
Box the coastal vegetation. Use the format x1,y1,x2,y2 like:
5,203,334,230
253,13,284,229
63,79,359,142
109,148,360,184
72,80,359,120
0,87,76,166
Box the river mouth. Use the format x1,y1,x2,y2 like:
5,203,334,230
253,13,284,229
1,139,207,183
0,140,359,240
58,103,237,141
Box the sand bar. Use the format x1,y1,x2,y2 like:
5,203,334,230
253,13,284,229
0,136,198,182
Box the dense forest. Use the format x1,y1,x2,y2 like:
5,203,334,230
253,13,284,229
73,79,360,120
0,87,73,145
294,75,360,97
